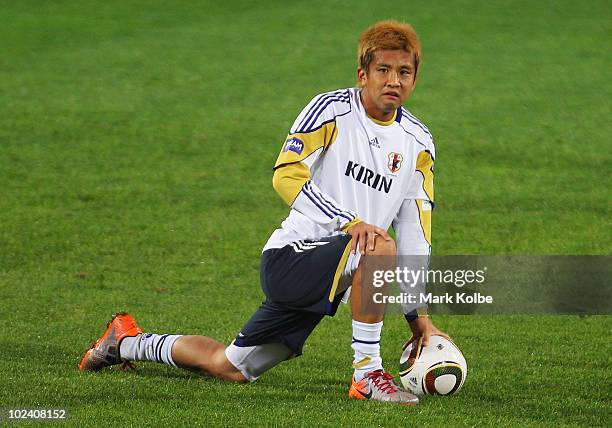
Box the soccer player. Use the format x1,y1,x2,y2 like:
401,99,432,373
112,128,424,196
79,20,448,404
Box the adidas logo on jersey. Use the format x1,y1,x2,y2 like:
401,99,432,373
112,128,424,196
345,161,393,193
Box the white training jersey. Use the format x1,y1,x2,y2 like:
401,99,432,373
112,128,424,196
264,87,435,256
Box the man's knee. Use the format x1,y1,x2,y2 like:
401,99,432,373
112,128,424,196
366,236,396,257
224,342,293,382
223,368,249,384
205,347,249,383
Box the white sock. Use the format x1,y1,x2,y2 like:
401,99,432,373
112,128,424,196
351,320,383,381
119,333,182,367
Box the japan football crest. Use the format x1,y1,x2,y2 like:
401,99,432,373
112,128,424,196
387,152,403,173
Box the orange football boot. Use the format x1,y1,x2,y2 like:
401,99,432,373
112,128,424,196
349,370,419,405
79,312,142,371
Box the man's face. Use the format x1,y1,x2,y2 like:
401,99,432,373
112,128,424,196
358,49,417,121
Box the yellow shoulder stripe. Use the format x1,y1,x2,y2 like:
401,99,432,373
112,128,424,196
415,150,434,203
272,162,310,205
274,121,337,169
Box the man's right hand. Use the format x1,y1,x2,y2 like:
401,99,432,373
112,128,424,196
346,222,391,255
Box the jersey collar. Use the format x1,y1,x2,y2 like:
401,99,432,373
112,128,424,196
367,110,397,126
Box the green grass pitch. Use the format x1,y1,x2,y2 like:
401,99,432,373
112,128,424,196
1,0,610,426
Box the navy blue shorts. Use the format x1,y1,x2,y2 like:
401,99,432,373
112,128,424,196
233,234,352,355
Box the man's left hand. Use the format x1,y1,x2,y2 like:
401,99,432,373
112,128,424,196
403,316,450,349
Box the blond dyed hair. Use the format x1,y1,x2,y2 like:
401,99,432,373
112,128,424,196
357,20,421,76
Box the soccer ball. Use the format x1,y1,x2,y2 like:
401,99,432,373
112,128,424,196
399,335,467,395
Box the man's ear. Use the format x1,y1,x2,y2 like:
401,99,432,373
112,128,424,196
357,67,367,87
411,67,419,89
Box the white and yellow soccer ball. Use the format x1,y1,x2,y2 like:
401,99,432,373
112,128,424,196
399,335,467,395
